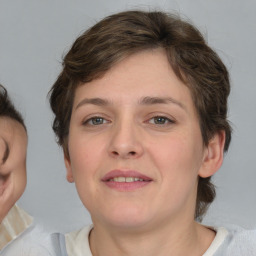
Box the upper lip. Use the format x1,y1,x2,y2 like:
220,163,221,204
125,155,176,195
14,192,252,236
101,170,153,182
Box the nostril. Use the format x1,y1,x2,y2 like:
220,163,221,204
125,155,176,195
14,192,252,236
112,151,119,156
111,150,137,157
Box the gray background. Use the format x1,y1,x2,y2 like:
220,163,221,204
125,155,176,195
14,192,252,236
0,0,255,233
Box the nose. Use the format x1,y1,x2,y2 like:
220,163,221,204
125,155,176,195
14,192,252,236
108,121,144,159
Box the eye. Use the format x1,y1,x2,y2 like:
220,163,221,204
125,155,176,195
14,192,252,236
148,116,174,125
83,116,108,126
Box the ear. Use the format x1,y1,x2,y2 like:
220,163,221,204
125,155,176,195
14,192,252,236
198,131,226,178
64,153,74,183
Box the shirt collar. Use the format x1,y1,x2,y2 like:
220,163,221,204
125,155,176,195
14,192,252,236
0,204,33,250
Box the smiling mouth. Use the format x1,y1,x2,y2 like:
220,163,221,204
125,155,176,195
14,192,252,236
108,177,150,182
102,170,152,191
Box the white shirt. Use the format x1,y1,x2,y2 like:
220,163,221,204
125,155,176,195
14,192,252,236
65,224,256,256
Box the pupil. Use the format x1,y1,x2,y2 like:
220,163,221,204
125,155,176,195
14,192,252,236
93,118,103,125
155,117,165,124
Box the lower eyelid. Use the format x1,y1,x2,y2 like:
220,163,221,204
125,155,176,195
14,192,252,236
82,116,110,126
82,115,174,126
148,116,175,124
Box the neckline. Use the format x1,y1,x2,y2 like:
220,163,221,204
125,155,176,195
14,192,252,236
203,227,228,256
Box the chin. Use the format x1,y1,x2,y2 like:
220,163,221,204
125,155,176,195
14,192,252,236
100,206,154,230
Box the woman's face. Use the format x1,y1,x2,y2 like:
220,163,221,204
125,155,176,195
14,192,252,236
65,49,218,230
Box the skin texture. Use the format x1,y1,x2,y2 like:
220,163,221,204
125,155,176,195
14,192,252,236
65,49,225,256
0,117,27,223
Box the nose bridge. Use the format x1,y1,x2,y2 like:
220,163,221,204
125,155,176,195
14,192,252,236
108,113,143,158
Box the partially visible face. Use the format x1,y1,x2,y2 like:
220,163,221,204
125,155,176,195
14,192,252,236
0,117,27,223
65,49,211,230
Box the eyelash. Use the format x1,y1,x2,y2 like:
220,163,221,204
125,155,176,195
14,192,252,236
147,116,175,126
82,115,175,127
82,116,109,126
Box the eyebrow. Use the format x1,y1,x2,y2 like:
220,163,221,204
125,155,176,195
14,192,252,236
76,98,110,109
75,96,186,111
139,96,186,110
2,139,9,164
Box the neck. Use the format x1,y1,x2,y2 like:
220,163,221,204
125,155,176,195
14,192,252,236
90,219,215,256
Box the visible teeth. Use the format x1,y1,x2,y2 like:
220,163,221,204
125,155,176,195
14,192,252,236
125,177,135,182
112,177,144,182
114,177,126,182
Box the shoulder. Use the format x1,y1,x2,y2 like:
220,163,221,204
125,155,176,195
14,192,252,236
65,225,93,256
1,223,66,256
24,224,67,255
0,205,66,256
214,225,256,256
225,226,256,254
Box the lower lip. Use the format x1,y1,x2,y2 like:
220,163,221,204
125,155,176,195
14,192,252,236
103,180,151,191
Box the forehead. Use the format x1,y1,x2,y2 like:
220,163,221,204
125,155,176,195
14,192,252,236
73,49,194,109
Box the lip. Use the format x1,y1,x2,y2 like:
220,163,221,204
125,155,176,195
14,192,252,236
101,169,153,191
102,170,152,181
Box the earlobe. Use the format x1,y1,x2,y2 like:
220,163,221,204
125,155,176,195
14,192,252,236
199,131,226,178
64,154,74,183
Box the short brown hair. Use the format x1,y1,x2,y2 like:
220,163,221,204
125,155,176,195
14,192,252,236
49,10,231,220
0,84,26,130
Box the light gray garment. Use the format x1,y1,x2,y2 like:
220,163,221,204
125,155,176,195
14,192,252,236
213,226,256,255
0,224,67,256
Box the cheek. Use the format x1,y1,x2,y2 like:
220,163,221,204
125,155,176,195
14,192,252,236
147,134,202,214
13,165,27,202
67,134,110,212
68,134,105,181
148,132,203,186
0,137,5,161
